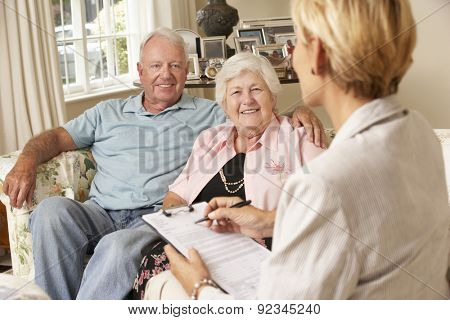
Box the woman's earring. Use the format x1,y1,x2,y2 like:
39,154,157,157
311,68,315,75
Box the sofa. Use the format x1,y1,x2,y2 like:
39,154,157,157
0,129,449,281
0,149,96,279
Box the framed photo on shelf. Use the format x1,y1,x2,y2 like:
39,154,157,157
174,28,201,55
263,24,295,44
201,36,226,59
274,32,296,55
203,58,225,79
187,54,200,80
234,36,262,53
198,58,209,77
253,44,288,67
238,18,294,44
235,27,266,45
239,16,292,28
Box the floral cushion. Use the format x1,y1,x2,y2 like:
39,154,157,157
0,149,96,279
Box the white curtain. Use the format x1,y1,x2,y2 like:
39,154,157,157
0,0,66,155
151,0,198,30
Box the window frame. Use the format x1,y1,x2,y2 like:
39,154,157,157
55,0,146,100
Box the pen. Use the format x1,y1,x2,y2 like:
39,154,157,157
194,200,252,224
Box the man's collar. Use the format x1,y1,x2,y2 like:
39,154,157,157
123,91,145,113
123,91,196,115
164,93,197,112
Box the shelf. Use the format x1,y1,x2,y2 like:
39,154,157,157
133,76,299,89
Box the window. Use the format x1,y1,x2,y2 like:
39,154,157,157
53,0,146,97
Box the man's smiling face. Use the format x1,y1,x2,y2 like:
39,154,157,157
138,36,188,112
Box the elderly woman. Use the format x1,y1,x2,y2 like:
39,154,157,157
131,52,324,299
155,0,450,299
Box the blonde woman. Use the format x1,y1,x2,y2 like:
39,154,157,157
153,0,450,299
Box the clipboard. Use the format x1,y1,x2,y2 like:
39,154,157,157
140,204,195,250
141,202,270,299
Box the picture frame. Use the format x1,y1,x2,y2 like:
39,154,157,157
198,58,209,78
274,33,296,55
187,54,200,80
204,58,225,79
237,18,294,44
205,65,219,80
174,28,201,55
239,17,292,28
236,27,266,45
201,36,226,59
263,25,295,44
253,44,288,67
234,36,262,53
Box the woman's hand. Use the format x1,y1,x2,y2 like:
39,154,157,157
164,245,211,296
203,197,275,238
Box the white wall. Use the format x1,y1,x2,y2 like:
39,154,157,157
65,89,140,120
397,0,450,128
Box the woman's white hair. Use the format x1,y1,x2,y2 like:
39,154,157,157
139,27,188,62
215,52,282,108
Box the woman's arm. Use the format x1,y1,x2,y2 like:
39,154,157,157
162,191,188,209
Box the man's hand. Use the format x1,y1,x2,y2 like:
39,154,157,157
3,156,37,208
164,245,211,295
3,128,77,209
203,197,275,238
291,106,326,148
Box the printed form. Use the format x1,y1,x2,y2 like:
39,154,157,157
141,202,270,299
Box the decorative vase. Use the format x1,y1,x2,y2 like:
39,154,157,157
196,0,239,37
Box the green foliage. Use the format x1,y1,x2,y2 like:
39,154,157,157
92,0,128,75
116,37,128,74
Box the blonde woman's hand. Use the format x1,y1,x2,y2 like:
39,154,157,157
164,245,210,295
203,197,275,238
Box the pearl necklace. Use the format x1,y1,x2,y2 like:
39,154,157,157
219,168,245,194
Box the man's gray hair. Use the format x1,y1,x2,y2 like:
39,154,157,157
215,52,282,108
139,27,189,62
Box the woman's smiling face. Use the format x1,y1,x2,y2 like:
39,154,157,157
223,70,276,135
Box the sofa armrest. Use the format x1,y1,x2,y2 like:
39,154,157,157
0,149,96,278
434,130,450,283
0,149,96,215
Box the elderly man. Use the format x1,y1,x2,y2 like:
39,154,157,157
3,27,324,300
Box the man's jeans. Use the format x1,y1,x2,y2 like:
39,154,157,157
29,196,159,299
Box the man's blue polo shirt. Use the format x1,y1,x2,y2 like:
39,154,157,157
63,92,226,210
